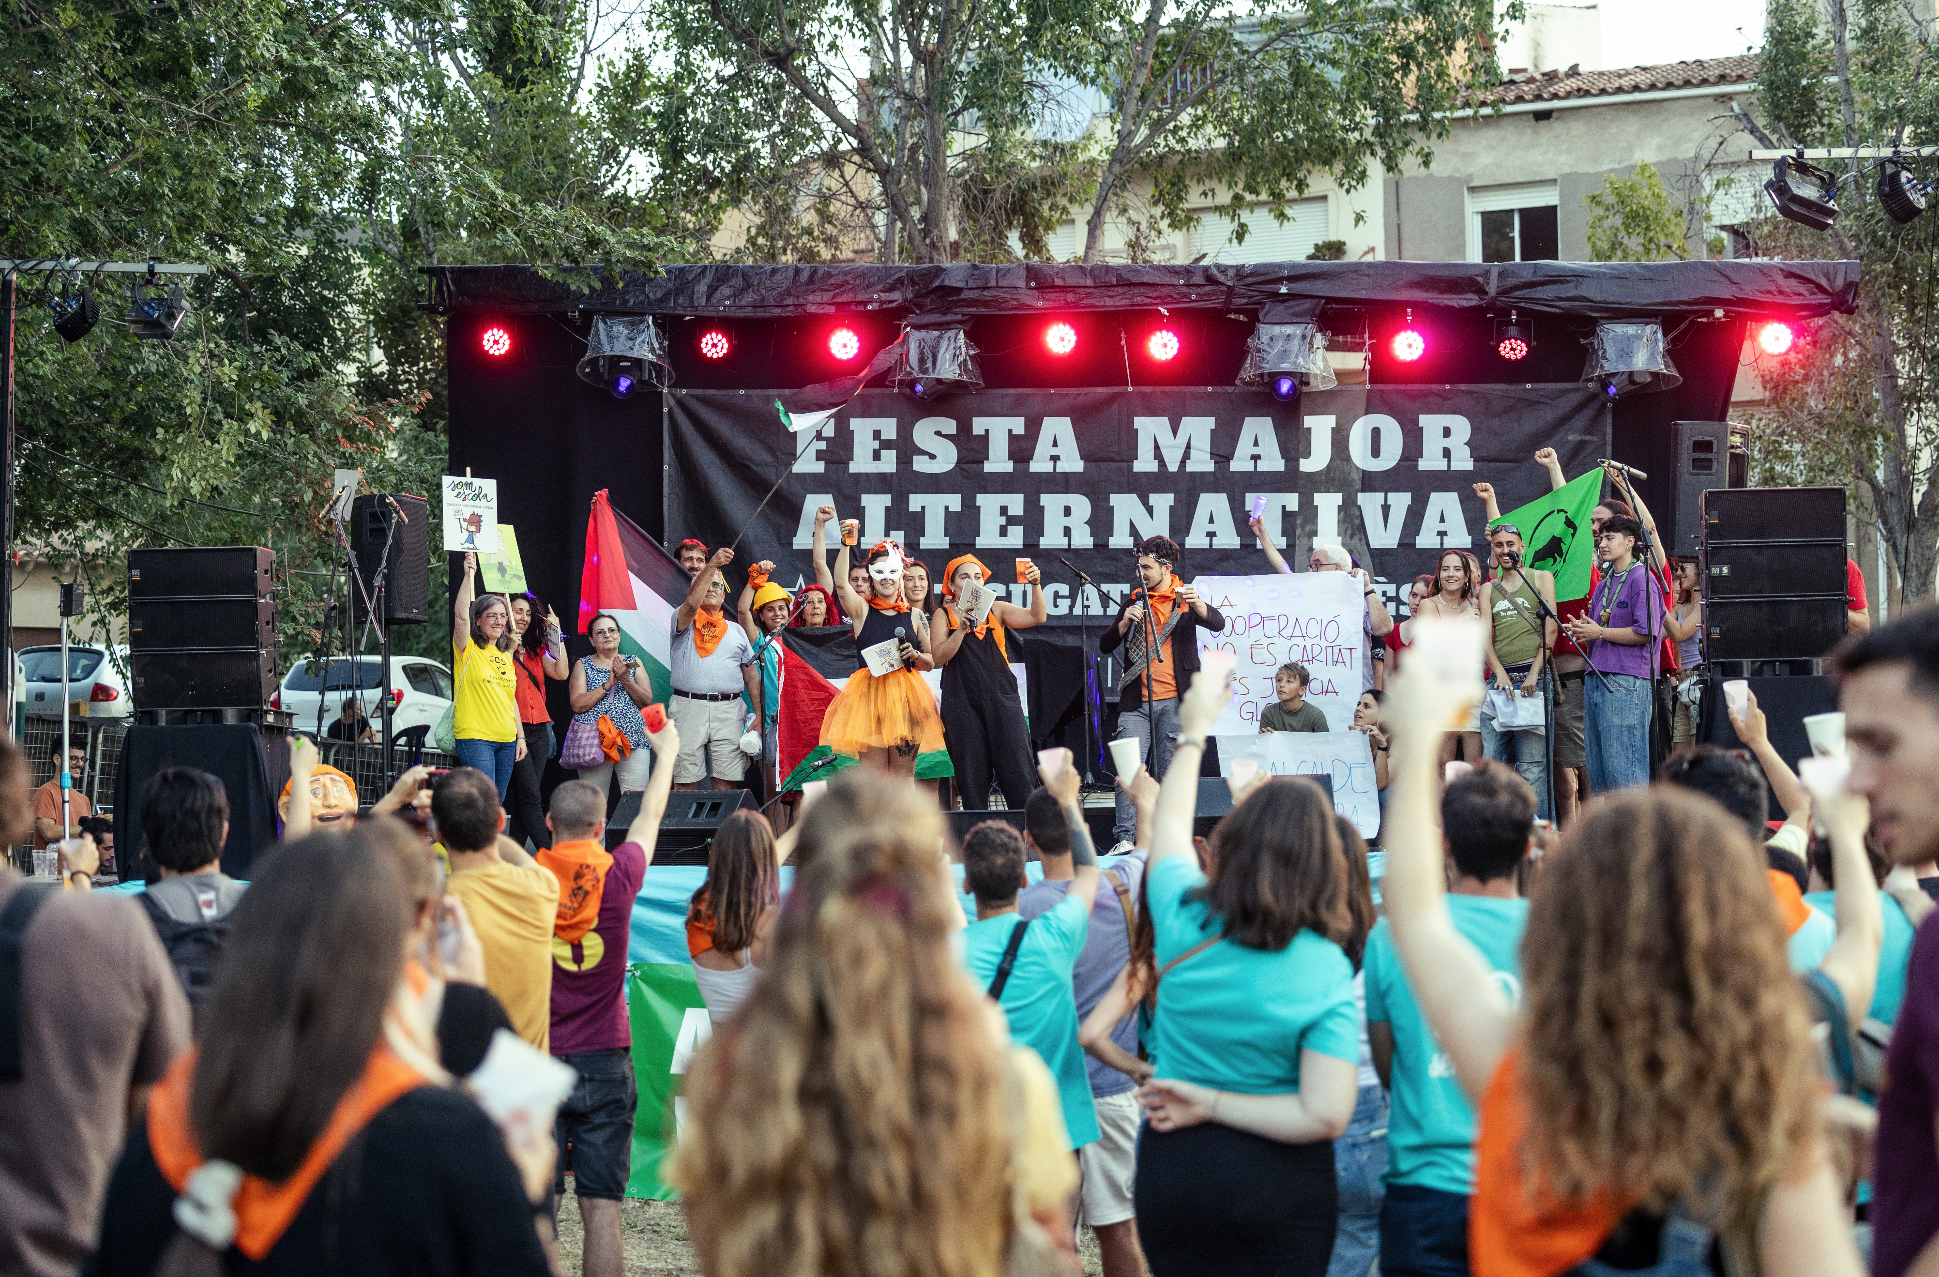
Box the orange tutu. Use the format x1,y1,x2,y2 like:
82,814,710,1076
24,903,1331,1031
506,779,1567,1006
821,666,946,757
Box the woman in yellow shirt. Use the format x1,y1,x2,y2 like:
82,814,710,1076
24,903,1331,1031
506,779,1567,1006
452,551,526,800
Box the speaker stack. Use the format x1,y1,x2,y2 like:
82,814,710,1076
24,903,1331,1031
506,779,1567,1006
350,494,431,624
605,788,757,861
128,547,281,719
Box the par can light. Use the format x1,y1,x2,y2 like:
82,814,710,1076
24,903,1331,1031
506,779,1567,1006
828,327,861,361
480,326,512,357
1766,155,1839,231
1045,322,1078,355
1879,161,1929,226
698,329,731,359
1147,329,1180,361
1757,321,1795,356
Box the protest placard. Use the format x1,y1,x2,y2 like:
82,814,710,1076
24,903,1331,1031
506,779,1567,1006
481,524,528,593
442,474,501,553
1192,572,1366,736
1214,730,1381,838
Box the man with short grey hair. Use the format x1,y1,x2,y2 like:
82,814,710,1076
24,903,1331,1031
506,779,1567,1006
1306,543,1392,693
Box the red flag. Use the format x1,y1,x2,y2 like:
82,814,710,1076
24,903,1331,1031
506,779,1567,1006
578,489,637,633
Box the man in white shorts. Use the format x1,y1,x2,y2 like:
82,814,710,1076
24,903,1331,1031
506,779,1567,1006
670,549,759,791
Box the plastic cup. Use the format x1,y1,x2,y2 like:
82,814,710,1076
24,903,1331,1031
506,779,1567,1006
1230,758,1259,790
1250,493,1269,521
1798,754,1851,806
1037,748,1067,781
1803,712,1847,758
1199,648,1238,688
1410,616,1486,727
1445,760,1473,785
1108,737,1143,780
1015,558,1032,583
31,849,54,879
840,518,860,546
1722,679,1750,719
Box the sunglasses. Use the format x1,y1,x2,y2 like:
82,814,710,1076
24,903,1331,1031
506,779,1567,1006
1487,523,1521,538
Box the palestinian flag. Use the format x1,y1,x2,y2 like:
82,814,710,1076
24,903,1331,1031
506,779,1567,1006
775,626,953,792
1494,469,1603,602
774,335,906,434
578,489,683,704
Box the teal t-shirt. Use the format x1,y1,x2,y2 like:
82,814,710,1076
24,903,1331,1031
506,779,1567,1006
1804,889,1916,1026
961,893,1099,1149
1363,895,1530,1195
1144,855,1358,1094
1786,904,1837,973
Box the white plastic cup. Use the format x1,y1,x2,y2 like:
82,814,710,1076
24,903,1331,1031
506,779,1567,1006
1410,615,1487,727
1445,760,1474,785
1722,679,1751,719
1199,648,1238,687
1037,748,1067,781
1108,737,1143,781
1803,712,1847,759
1250,493,1269,521
31,849,54,879
1797,754,1851,806
1230,758,1260,790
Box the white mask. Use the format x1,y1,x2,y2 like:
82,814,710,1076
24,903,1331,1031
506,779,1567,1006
867,547,905,588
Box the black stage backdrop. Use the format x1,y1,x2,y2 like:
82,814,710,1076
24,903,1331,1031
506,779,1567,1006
664,384,1609,619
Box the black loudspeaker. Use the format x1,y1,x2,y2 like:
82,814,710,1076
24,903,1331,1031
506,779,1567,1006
1671,421,1734,556
1728,424,1751,489
129,598,277,650
605,788,756,859
1701,486,1846,543
1701,542,1847,599
350,494,431,624
1702,598,1849,662
130,650,279,710
114,722,288,882
128,547,272,599
1699,486,1848,663
1699,672,1838,812
125,546,278,710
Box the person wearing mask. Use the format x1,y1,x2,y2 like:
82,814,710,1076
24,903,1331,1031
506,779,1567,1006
324,698,375,743
821,529,944,783
1476,522,1557,821
1562,514,1660,794
452,552,527,802
1018,780,1147,1277
932,553,1047,809
435,767,558,1052
507,592,570,850
686,810,784,1023
1129,663,1360,1277
543,719,678,1277
1364,763,1533,1277
1664,557,1704,747
32,743,91,846
669,770,1081,1277
1098,537,1226,854
1373,655,1862,1277
671,547,759,793
566,613,654,797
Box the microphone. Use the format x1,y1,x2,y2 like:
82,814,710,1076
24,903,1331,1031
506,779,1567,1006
894,627,906,638
1598,458,1648,481
1501,550,1522,569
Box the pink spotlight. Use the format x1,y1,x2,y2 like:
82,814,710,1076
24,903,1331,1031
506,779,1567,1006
480,326,511,357
828,327,861,361
1045,322,1078,355
1757,321,1795,356
1147,329,1180,361
698,330,730,359
1390,328,1426,362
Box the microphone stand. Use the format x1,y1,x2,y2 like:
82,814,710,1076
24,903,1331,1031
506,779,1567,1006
1056,555,1101,786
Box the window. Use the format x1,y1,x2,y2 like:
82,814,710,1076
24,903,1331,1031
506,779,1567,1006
20,649,102,682
1468,182,1559,262
404,664,443,696
1193,198,1332,264
284,657,384,692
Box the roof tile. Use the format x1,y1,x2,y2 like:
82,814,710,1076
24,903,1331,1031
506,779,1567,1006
1478,55,1758,106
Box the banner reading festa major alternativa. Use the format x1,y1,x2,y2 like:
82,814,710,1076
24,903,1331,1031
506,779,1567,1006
664,385,1609,624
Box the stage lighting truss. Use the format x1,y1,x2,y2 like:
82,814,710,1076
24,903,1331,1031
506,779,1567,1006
1583,320,1682,398
895,327,983,401
1494,312,1531,362
576,314,670,399
126,277,188,341
1879,158,1931,225
1236,321,1336,403
1766,154,1840,231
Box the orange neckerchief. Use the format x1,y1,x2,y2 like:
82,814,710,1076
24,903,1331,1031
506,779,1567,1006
1768,867,1813,939
148,1043,428,1261
1471,1049,1636,1277
693,605,731,658
866,592,909,613
1145,572,1183,602
942,553,1008,660
538,838,615,943
687,889,717,958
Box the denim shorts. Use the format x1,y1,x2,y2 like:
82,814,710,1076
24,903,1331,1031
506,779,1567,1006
552,1047,638,1200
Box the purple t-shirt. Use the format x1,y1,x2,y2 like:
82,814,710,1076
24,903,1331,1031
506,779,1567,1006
1586,562,1661,679
549,840,646,1057
1875,913,1939,1277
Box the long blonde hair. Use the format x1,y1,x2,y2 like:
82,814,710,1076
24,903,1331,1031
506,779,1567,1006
668,773,1015,1277
1520,788,1821,1224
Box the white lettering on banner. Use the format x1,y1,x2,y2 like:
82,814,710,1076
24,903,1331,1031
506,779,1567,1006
1231,417,1286,472
1030,417,1085,472
1413,491,1473,548
1040,495,1094,548
1184,493,1241,548
860,494,903,544
1246,493,1297,545
1110,493,1174,548
1358,492,1412,549
670,1006,714,1139
792,492,837,549
1076,584,1110,615
1214,731,1381,838
912,417,957,473
1300,416,1335,472
851,418,896,472
972,417,1026,472
793,421,834,473
1194,572,1365,741
1348,414,1403,471
976,494,1025,547
909,493,961,547
1042,582,1070,617
1418,415,1475,471
1133,417,1216,472
1312,492,1343,545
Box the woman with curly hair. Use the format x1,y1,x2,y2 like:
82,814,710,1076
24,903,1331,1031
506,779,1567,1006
1375,658,1862,1276
667,772,1078,1277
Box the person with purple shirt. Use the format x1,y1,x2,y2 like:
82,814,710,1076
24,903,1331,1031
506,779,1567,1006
1562,514,1661,794
545,718,679,1277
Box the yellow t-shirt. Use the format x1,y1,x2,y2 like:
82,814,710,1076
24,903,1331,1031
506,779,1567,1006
445,859,559,1051
1009,1046,1081,1213
453,640,519,743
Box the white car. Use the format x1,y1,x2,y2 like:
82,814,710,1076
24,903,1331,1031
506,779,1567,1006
274,655,454,739
20,644,132,719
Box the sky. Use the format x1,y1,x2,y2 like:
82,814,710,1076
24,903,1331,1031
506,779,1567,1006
1592,0,1766,68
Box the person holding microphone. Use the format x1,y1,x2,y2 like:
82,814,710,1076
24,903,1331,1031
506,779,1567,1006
931,554,1046,809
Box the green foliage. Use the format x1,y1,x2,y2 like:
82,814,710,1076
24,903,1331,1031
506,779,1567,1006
1306,239,1348,262
1755,0,1837,147
1584,163,1689,262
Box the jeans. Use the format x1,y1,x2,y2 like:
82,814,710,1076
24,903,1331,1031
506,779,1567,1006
1380,1183,1471,1277
1113,696,1180,844
453,737,517,801
1479,679,1550,821
1585,673,1653,794
1325,1084,1388,1277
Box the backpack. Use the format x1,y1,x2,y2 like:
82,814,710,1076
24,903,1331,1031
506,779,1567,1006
137,890,231,1025
1801,968,1893,1097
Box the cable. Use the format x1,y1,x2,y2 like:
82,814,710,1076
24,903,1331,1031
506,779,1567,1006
19,456,195,547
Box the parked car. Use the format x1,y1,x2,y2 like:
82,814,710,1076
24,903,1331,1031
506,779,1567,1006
274,655,453,739
20,645,131,719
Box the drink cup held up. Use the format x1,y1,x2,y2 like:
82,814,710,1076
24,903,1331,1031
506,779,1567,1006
1802,712,1847,758
1722,679,1750,720
1409,616,1486,727
1108,737,1143,781
1015,558,1032,583
840,518,860,546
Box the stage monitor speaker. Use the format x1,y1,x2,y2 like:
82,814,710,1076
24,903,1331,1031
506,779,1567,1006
1700,542,1847,599
1671,421,1733,556
127,547,272,600
1699,671,1837,813
605,787,756,859
129,597,277,651
130,649,278,711
350,494,431,624
114,722,288,882
1703,597,1849,663
1701,486,1845,544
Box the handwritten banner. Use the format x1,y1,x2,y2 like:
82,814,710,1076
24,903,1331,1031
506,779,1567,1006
1192,571,1366,735
1214,731,1382,838
442,475,502,553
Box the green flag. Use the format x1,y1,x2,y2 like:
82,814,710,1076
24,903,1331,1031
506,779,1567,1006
1494,470,1603,602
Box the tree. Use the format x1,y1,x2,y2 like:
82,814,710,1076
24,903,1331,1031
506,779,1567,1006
1584,162,1690,262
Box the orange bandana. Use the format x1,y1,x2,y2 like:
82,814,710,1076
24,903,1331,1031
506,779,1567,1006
747,564,769,590
148,1044,428,1260
538,838,615,943
942,553,1008,660
693,606,730,658
1145,572,1184,602
866,593,910,613
1768,867,1813,939
687,889,717,958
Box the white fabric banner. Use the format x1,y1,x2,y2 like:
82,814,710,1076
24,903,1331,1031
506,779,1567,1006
1214,731,1382,839
1192,572,1367,736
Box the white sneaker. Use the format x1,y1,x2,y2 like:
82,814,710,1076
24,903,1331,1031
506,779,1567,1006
1108,840,1136,856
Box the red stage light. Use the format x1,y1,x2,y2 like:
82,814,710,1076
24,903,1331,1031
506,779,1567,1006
828,327,861,360
1147,329,1180,361
1390,328,1426,362
1045,322,1078,355
698,330,730,359
1757,321,1795,355
480,326,511,357
1497,336,1529,361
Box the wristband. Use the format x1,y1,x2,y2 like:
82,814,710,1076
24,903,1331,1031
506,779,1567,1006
1173,733,1207,751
